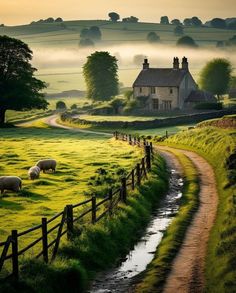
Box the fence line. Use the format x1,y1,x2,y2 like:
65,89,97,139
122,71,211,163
0,132,153,282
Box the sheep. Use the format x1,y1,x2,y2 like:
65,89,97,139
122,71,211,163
36,159,57,173
0,176,22,194
28,166,40,180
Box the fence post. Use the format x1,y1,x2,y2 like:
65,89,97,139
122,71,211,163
137,137,140,147
42,218,48,263
136,163,141,186
129,134,132,145
92,196,96,224
109,189,113,216
66,205,74,240
11,230,19,281
150,142,153,154
143,138,146,146
134,137,137,145
131,169,135,190
145,145,151,171
121,177,127,204
142,157,147,178
166,130,168,138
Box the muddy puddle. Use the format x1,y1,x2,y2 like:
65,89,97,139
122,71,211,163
89,168,183,293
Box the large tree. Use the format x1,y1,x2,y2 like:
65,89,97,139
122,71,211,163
0,36,48,124
176,35,198,48
199,58,232,100
83,51,119,101
108,12,120,22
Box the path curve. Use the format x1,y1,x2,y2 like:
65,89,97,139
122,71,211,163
156,146,218,293
45,115,112,136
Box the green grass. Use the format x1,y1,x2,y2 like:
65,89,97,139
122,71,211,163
134,149,199,292
159,123,236,293
0,155,169,293
0,124,142,244
78,114,166,122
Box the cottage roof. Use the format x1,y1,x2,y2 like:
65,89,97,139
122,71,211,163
133,68,188,87
185,90,216,103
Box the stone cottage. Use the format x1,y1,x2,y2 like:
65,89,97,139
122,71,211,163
133,57,216,111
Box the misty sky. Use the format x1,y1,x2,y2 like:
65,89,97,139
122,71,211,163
1,0,235,25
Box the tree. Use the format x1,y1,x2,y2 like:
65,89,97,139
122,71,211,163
227,20,236,30
174,25,184,36
80,27,102,42
211,18,226,29
45,17,54,23
70,104,78,110
55,17,63,23
83,51,119,101
0,36,48,124
79,38,94,47
171,19,181,25
176,35,198,48
108,12,120,22
122,16,139,23
56,101,67,110
160,16,169,25
191,16,202,26
199,58,232,100
183,18,192,26
147,32,160,43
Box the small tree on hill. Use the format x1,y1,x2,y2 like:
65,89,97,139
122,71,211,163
183,18,192,26
199,58,232,100
174,25,184,36
83,51,119,101
55,17,63,23
108,12,120,22
171,19,181,25
177,35,198,48
0,36,48,124
147,32,160,43
191,16,202,26
160,16,169,24
211,18,226,29
56,101,67,110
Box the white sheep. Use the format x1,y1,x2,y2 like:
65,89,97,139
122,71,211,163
36,159,57,173
28,166,41,180
0,176,22,194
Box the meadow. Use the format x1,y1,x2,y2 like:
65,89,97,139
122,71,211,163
0,123,143,240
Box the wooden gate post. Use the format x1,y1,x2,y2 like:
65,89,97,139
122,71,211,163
121,177,127,203
42,218,48,263
129,134,132,145
131,169,135,190
145,145,151,171
114,131,118,140
92,196,96,224
109,189,113,216
11,230,19,281
136,163,141,186
66,205,74,240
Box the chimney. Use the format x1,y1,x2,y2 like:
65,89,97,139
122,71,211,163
143,58,149,70
173,57,179,69
182,56,188,70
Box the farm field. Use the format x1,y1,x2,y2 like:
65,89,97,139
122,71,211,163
0,123,143,240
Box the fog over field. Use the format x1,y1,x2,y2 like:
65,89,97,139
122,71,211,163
31,44,236,93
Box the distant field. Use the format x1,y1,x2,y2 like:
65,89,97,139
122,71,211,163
0,20,235,93
78,114,166,122
0,124,142,240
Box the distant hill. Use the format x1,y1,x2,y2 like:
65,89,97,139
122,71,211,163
46,90,85,98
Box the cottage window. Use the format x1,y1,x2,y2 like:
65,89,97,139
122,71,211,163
139,87,142,93
150,87,156,94
170,88,173,94
152,99,159,110
163,100,172,110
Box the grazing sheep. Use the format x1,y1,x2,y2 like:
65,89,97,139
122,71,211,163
0,176,22,194
28,166,40,180
36,159,57,173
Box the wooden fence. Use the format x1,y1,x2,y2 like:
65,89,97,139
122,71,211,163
0,132,153,282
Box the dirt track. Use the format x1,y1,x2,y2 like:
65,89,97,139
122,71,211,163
157,146,218,293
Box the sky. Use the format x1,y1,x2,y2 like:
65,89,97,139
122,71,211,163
0,0,236,26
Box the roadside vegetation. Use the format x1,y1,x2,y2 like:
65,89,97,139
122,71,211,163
158,116,236,292
0,155,169,293
134,149,199,292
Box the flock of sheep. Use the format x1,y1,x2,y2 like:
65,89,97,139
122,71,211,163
0,159,57,194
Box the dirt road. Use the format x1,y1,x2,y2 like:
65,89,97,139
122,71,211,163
156,146,218,293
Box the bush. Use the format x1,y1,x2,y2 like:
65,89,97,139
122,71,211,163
56,101,67,110
194,102,223,110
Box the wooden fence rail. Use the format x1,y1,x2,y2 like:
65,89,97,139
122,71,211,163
0,132,153,282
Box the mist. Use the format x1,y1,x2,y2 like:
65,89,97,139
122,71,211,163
31,44,236,92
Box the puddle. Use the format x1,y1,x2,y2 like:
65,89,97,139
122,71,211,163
89,169,183,293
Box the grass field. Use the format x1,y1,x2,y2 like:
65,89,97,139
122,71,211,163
0,123,142,240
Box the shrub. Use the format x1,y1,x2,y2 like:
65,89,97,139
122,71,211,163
194,102,223,110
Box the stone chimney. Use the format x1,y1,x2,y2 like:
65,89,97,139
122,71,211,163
143,58,149,70
173,57,179,69
182,56,188,70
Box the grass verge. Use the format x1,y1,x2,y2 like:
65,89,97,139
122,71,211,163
0,155,169,293
134,149,199,292
159,125,236,293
